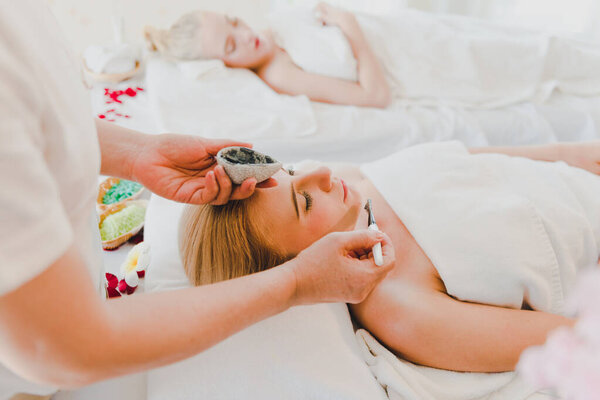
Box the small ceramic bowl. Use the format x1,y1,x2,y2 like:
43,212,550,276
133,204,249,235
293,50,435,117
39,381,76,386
216,147,282,185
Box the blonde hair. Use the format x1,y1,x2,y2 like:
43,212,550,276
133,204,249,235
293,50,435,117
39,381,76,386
144,11,205,60
179,198,292,286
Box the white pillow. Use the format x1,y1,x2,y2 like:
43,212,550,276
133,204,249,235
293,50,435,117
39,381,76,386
144,194,387,400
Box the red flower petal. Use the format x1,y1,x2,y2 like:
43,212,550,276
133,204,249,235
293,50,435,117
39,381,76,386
128,229,144,244
103,246,120,252
126,284,137,295
118,279,128,293
137,270,145,278
106,286,122,298
98,114,106,119
136,87,144,91
105,273,118,289
125,88,137,97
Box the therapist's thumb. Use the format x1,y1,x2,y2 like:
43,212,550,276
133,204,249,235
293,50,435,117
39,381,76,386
342,229,396,271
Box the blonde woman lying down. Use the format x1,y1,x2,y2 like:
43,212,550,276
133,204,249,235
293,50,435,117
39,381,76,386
179,141,600,372
144,3,390,108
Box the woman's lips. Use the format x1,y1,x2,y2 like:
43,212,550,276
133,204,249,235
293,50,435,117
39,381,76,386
341,179,348,202
255,37,260,48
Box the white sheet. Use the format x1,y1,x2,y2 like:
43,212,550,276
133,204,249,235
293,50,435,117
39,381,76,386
265,7,600,108
356,329,553,400
146,57,317,140
146,56,600,164
143,195,388,400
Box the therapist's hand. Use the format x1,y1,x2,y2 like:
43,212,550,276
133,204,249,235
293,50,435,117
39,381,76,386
285,229,395,305
130,133,276,205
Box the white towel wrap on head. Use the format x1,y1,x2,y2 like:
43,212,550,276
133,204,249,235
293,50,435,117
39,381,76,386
361,141,600,315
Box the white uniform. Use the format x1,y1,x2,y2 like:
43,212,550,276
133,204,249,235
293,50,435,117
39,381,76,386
0,0,102,397
361,141,600,316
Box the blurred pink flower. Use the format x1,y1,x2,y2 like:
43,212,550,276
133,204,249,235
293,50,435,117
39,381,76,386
518,269,600,400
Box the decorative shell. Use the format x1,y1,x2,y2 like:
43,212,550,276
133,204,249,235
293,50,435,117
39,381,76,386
97,177,144,212
216,147,282,185
98,199,148,250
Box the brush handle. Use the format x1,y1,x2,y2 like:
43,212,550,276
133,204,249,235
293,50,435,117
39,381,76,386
368,224,384,266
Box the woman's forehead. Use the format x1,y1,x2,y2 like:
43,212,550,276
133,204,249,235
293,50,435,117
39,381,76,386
199,12,229,58
252,171,293,217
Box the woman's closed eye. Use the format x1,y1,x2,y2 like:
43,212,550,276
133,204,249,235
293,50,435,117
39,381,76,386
226,16,239,27
301,190,313,212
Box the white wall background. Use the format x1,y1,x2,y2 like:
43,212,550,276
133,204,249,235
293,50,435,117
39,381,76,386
46,0,600,55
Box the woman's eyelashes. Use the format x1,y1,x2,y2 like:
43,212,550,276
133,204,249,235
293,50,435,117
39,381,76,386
301,191,313,212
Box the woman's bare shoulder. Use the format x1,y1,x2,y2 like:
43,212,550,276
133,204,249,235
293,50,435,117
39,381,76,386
256,48,297,84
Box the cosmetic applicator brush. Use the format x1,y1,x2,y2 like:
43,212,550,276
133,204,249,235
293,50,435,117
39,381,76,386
364,199,384,266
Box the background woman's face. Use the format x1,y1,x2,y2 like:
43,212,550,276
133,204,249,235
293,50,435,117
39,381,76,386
200,12,275,69
252,166,364,255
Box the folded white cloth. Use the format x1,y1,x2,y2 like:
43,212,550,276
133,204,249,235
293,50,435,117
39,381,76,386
83,44,138,74
361,141,600,315
268,7,600,108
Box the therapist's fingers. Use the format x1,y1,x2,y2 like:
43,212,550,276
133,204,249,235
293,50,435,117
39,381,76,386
257,177,278,188
229,178,257,201
341,229,384,252
367,233,395,273
210,166,233,205
201,171,219,204
348,246,368,259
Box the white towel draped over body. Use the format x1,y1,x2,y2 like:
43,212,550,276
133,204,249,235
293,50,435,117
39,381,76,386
270,8,600,108
360,141,600,315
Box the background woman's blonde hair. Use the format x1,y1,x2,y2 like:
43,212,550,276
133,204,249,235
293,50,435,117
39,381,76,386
179,198,292,286
144,11,205,60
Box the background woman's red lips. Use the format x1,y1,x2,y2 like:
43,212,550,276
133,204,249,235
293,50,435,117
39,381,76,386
255,38,260,48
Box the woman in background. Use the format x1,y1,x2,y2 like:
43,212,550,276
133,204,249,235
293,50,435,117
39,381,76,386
144,3,391,108
146,3,600,109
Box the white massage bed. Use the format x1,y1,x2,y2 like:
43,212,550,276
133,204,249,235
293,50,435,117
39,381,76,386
61,18,600,397
144,57,600,165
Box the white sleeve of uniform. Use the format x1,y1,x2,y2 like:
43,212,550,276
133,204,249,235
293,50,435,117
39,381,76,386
0,44,73,295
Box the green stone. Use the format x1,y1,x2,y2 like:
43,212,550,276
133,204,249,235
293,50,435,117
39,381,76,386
102,180,143,205
100,204,146,241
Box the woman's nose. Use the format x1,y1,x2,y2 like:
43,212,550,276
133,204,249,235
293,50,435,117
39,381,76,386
297,166,332,191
